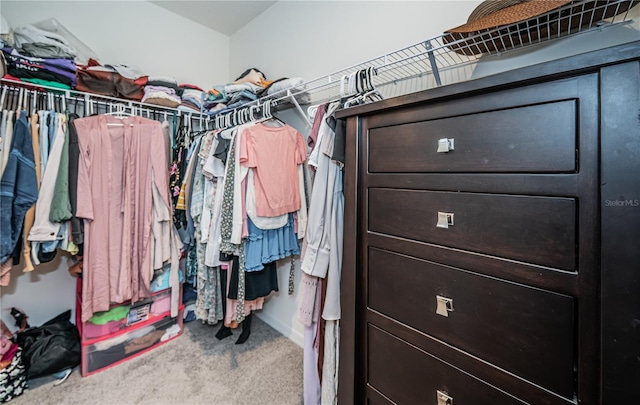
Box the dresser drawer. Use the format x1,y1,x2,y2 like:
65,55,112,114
368,188,576,270
368,247,575,399
368,99,576,173
368,324,526,405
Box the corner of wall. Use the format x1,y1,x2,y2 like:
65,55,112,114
255,311,304,348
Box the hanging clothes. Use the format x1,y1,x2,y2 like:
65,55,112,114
190,134,224,325
21,112,42,272
27,114,66,243
239,122,307,217
301,103,343,321
296,101,345,405
67,113,84,249
0,111,10,176
74,115,179,322
0,111,38,286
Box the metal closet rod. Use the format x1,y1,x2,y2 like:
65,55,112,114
0,78,209,120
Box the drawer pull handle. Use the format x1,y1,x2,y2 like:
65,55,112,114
436,212,454,229
437,390,453,405
437,138,454,153
436,296,454,317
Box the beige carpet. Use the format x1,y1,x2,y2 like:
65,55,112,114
9,317,304,405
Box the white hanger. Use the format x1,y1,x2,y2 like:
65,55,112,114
105,103,135,126
348,71,358,95
17,88,24,113
339,74,349,98
248,104,256,121
0,86,7,110
30,90,37,115
361,67,383,103
307,104,319,120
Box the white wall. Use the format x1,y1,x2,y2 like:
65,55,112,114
230,1,480,81
0,0,230,331
1,0,230,88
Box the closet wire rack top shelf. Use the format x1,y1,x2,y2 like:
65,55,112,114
265,0,637,110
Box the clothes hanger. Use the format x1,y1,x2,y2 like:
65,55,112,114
61,94,67,114
342,69,366,108
0,86,7,111
72,95,79,116
237,108,243,126
105,102,136,126
16,88,24,115
260,101,286,128
357,69,367,94
30,90,37,116
349,71,358,95
248,104,257,122
361,67,383,103
339,74,349,98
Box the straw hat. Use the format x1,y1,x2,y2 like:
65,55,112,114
444,0,639,55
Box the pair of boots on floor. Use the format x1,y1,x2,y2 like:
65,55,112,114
215,268,252,344
215,313,252,344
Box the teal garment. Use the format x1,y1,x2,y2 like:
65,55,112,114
49,114,72,222
88,305,130,325
21,78,71,91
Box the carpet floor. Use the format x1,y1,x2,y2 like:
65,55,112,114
9,317,304,405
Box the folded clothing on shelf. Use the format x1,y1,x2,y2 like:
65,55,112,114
179,87,204,112
18,42,75,60
2,46,76,87
13,23,78,60
142,85,181,108
76,58,148,100
147,76,179,93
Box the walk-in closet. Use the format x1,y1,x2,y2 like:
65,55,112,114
0,1,639,404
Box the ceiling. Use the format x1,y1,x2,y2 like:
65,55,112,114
150,1,277,36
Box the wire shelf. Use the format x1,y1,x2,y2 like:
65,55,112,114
262,0,637,113
1,0,635,126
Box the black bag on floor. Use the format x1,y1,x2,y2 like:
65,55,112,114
14,310,80,378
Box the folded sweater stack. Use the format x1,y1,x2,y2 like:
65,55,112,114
178,84,204,113
142,76,181,108
2,47,76,89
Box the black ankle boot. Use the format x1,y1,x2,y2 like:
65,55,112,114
215,323,233,340
235,313,252,344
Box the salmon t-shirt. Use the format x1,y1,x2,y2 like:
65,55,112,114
239,123,307,217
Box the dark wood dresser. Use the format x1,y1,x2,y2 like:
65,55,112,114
336,41,640,405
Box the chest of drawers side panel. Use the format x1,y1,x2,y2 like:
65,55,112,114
600,60,640,404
